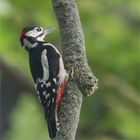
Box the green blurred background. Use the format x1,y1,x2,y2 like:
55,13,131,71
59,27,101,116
0,0,139,140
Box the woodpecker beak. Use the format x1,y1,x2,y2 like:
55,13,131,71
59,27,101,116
44,28,55,36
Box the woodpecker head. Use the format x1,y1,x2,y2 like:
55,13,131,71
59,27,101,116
20,25,55,50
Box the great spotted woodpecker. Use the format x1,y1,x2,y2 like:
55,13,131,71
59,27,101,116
20,25,68,138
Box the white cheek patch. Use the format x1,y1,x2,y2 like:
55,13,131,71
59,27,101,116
25,30,43,38
25,30,38,37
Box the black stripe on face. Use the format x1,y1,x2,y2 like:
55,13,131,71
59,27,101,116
36,31,45,38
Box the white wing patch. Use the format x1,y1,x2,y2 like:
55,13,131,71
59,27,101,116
52,97,54,103
43,43,60,55
37,95,41,103
42,42,68,85
53,78,56,83
47,101,50,106
41,84,44,88
52,89,55,93
43,91,46,95
41,49,49,81
45,94,50,99
45,82,51,87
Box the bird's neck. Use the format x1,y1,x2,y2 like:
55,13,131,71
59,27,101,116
23,37,40,51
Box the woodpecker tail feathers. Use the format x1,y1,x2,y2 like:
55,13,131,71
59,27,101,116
47,118,57,138
45,110,59,138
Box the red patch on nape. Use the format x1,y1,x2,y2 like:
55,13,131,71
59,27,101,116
20,28,27,38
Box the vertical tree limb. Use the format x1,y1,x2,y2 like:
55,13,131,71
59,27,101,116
51,0,98,139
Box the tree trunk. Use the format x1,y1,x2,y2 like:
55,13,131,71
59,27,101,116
51,0,98,140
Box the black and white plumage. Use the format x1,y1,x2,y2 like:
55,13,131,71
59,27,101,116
20,26,68,138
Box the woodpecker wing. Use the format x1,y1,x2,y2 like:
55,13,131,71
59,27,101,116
35,78,59,138
29,43,61,138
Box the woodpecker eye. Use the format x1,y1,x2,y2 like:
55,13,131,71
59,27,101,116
35,27,42,32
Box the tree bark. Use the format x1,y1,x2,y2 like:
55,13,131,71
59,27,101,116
51,0,98,140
